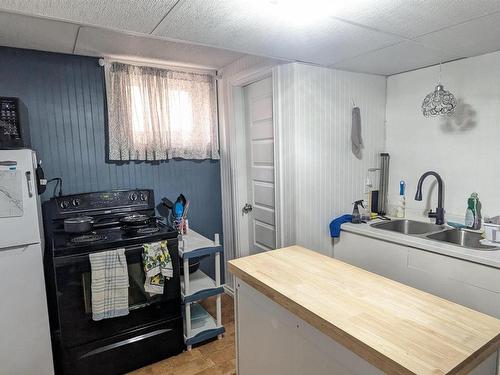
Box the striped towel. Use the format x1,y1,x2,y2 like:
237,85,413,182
142,241,172,295
89,249,130,321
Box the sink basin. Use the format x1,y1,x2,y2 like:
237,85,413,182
370,219,500,251
371,219,445,235
426,229,500,251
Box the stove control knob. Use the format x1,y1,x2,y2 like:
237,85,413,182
59,200,70,209
129,193,138,201
71,198,81,207
139,193,147,201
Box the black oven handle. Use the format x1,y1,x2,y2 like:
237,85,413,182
79,328,172,359
54,244,144,266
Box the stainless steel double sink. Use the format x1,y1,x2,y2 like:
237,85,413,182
371,219,500,251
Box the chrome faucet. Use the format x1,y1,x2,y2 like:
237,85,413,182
414,171,445,225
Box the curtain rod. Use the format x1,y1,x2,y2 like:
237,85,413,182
99,55,217,76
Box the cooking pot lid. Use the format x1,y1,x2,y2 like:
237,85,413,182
64,216,93,224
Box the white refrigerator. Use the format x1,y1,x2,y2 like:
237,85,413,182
0,149,54,375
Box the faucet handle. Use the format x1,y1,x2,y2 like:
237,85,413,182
428,209,437,218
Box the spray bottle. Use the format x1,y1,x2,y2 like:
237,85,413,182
351,200,364,224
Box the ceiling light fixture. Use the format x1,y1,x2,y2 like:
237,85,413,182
421,62,457,117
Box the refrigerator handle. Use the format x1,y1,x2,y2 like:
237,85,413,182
25,171,33,198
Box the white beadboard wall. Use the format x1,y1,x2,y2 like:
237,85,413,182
386,50,500,219
275,63,387,256
273,63,297,247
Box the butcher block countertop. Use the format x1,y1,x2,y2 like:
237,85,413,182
228,246,500,375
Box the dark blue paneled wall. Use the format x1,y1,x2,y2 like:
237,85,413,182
0,46,222,277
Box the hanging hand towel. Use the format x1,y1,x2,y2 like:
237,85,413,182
142,241,172,295
89,249,129,321
351,106,363,159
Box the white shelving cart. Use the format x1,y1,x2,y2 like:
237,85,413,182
179,230,225,350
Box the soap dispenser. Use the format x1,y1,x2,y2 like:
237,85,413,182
465,193,482,230
351,200,364,224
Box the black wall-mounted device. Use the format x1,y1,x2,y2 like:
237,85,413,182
0,97,29,149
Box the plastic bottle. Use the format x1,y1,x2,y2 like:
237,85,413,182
465,193,482,230
363,176,373,221
351,200,364,224
396,180,406,218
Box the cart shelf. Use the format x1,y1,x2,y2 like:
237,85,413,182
181,269,224,303
184,303,225,347
179,230,224,350
179,230,223,259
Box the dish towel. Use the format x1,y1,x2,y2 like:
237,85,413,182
142,241,172,295
89,249,129,321
351,106,363,159
329,214,353,238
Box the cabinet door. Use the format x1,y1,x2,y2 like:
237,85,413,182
334,232,409,283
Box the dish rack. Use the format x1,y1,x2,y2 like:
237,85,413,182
179,230,225,350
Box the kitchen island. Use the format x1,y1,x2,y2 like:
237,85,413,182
228,246,500,375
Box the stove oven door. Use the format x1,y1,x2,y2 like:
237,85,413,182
53,240,181,349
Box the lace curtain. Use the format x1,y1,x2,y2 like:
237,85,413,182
104,62,219,161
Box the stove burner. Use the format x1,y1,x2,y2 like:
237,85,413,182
71,233,107,244
122,225,161,236
136,226,160,234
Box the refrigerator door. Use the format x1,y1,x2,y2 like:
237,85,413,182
0,244,54,374
0,149,43,248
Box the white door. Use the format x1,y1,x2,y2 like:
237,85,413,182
243,77,276,255
0,149,43,248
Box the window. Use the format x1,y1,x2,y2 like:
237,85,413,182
105,62,219,161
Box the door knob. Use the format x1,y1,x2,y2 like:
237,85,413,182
242,203,253,214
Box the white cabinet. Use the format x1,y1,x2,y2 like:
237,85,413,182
334,232,409,284
406,248,500,318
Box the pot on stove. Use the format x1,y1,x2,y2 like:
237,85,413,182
64,216,94,233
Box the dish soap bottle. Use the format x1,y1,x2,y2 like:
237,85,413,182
351,200,364,224
465,192,482,230
396,180,406,218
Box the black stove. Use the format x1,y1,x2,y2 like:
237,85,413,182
43,189,184,375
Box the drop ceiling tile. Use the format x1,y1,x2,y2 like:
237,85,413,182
333,0,500,38
152,0,403,65
75,27,244,69
0,0,178,33
332,41,462,76
414,12,500,59
0,11,78,54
